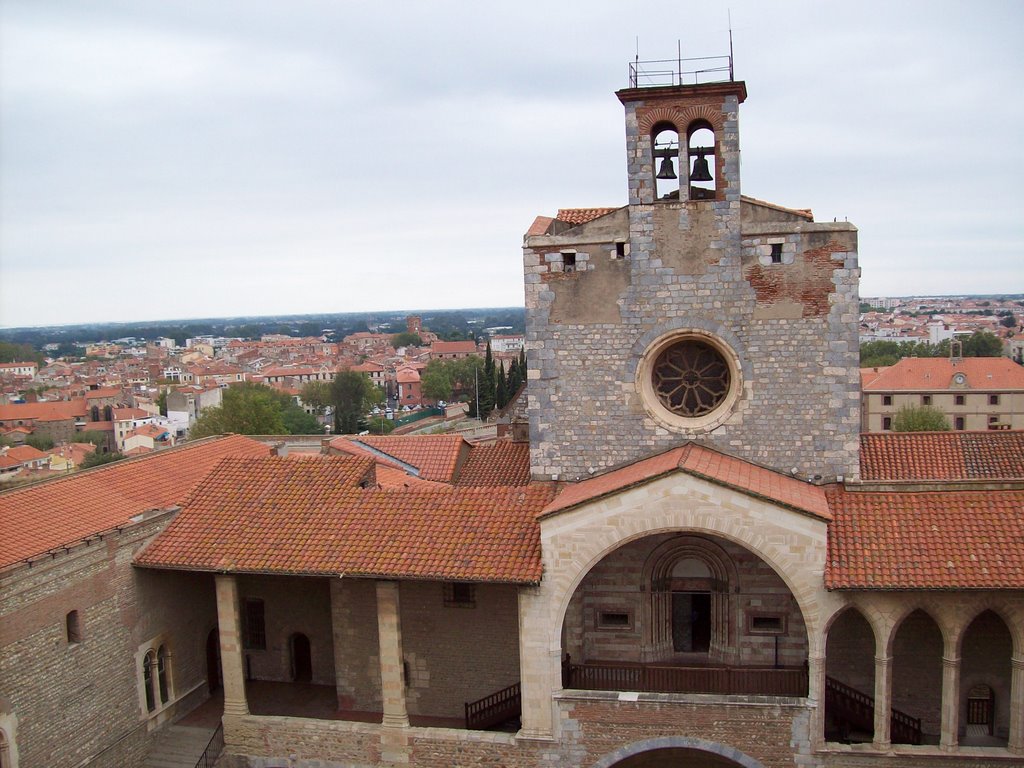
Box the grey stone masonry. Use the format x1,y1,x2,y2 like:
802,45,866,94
524,81,860,482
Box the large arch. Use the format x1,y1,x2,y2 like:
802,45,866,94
558,528,810,697
891,609,944,743
546,475,828,658
960,609,1013,745
823,606,876,743
589,736,765,768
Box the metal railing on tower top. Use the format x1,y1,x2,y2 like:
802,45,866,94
628,54,733,89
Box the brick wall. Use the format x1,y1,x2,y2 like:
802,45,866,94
400,581,521,719
238,574,334,685
891,611,944,739
0,512,217,768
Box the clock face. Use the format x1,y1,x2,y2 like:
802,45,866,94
953,373,966,384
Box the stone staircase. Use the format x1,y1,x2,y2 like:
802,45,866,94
143,724,219,768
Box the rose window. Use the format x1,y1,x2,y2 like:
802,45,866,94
652,340,731,417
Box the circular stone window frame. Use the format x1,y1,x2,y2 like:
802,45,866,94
636,329,743,433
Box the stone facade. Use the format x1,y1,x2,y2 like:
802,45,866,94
525,81,860,483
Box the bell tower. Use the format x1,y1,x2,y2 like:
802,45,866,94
523,58,860,483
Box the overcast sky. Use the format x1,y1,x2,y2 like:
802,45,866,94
1,1,1021,328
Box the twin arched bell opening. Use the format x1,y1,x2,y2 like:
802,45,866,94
656,155,677,180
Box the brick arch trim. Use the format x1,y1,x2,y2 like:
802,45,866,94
589,736,765,768
638,104,725,136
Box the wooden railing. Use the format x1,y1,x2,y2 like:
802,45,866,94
464,682,521,730
564,662,808,697
824,676,922,745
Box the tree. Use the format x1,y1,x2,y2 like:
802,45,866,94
478,341,496,417
0,341,44,365
960,331,1004,357
80,451,125,469
281,404,323,435
190,383,288,438
891,405,951,432
331,370,378,435
156,390,168,417
25,433,54,451
77,430,110,449
391,332,423,348
421,359,456,402
495,361,508,409
300,381,333,415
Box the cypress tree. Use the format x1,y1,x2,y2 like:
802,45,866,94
496,361,508,409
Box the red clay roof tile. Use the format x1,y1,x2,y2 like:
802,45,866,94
861,357,1024,391
826,484,1024,589
455,441,531,487
860,431,1024,481
541,443,830,521
0,435,271,569
135,456,557,583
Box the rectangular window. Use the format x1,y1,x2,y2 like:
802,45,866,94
882,416,892,430
747,613,786,635
989,394,1000,406
444,582,476,608
614,241,629,259
243,598,266,650
770,243,783,263
955,416,965,430
66,610,81,644
922,395,931,406
882,395,892,406
561,252,576,273
955,395,965,406
598,611,633,630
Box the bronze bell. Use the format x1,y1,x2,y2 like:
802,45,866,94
689,149,713,182
656,156,677,180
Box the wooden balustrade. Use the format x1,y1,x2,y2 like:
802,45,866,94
565,662,808,697
464,682,521,730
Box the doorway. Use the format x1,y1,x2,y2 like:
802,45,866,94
672,592,711,653
290,632,312,682
206,628,222,693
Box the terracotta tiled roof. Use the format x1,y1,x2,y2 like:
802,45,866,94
354,435,469,482
85,387,121,400
541,443,830,521
5,445,48,462
112,407,149,420
826,485,1024,589
431,341,477,354
861,357,1024,391
556,208,619,226
526,215,555,237
135,456,557,583
0,435,271,569
456,441,531,486
861,431,1024,481
0,400,87,422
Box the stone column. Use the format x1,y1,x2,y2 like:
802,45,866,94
872,654,892,748
518,585,555,740
1010,655,1024,752
807,653,827,748
215,574,249,716
939,654,960,749
375,580,409,729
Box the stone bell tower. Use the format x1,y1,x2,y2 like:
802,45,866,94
523,57,862,483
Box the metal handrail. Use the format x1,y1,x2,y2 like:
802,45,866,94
628,55,733,88
194,723,224,768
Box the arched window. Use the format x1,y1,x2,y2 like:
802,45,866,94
65,610,81,644
143,650,156,712
687,120,717,200
157,645,170,704
90,406,100,422
0,729,10,768
651,122,681,201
